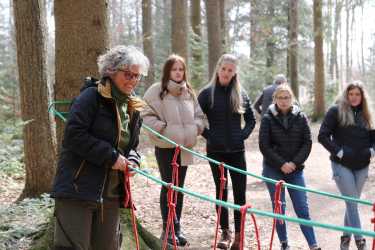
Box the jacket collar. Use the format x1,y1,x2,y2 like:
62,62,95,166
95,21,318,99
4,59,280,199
98,79,112,99
269,103,300,117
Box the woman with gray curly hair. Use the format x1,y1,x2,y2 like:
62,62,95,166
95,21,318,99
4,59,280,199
51,45,149,250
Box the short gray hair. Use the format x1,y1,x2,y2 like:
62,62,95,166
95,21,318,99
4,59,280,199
274,74,287,85
97,45,149,78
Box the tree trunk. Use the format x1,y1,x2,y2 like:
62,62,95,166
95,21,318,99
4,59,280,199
219,0,227,51
250,0,260,59
171,0,188,61
13,0,57,199
345,0,350,82
330,0,342,81
190,0,203,87
205,0,222,77
288,0,299,100
54,0,109,146
313,0,325,120
142,0,154,89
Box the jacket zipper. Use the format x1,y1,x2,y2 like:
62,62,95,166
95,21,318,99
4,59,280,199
73,160,86,192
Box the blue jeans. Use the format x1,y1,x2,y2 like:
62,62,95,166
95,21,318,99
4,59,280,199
331,161,369,240
262,163,317,247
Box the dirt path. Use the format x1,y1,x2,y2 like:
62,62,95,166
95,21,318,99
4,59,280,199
133,124,375,249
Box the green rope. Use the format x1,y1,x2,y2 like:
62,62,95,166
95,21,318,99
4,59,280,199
48,100,374,207
128,165,375,238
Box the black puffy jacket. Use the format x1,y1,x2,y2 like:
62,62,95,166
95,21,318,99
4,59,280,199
198,82,256,153
259,104,312,172
318,105,373,170
51,78,142,204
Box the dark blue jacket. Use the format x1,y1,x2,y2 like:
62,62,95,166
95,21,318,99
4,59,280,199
318,105,373,170
259,104,312,172
51,78,142,204
198,82,256,153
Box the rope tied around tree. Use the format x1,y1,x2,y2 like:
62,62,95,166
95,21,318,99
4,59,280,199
213,162,227,250
123,162,140,250
269,180,285,250
239,204,261,250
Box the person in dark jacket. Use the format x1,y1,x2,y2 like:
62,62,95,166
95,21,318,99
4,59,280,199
51,45,149,250
198,54,256,250
253,74,287,117
259,84,321,250
318,81,374,250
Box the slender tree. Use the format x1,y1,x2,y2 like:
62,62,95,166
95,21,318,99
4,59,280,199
142,0,154,88
190,0,203,86
13,0,57,199
205,0,222,77
288,0,299,99
313,0,325,119
171,0,188,61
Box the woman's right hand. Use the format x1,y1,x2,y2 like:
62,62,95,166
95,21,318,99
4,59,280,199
112,154,128,171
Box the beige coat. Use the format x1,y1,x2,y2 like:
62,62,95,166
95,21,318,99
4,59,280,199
142,81,205,165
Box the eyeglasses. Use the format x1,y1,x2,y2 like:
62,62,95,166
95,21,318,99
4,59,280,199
276,96,291,101
118,70,143,81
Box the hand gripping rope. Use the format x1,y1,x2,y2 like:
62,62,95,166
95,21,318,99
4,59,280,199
269,180,285,250
213,163,227,250
239,204,261,250
123,162,140,250
162,146,181,250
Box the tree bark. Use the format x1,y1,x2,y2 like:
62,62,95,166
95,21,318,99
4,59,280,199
54,0,109,145
250,0,260,59
13,0,57,199
313,0,325,120
288,0,299,100
219,0,227,51
142,0,154,89
330,0,342,81
190,0,203,86
205,0,222,77
171,0,188,61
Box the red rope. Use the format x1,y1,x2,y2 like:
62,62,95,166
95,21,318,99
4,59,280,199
270,180,285,250
213,163,227,250
162,147,181,250
371,203,375,250
123,162,140,250
162,184,178,250
239,204,261,250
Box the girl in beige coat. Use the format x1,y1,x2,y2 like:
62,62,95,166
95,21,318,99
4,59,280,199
142,54,205,246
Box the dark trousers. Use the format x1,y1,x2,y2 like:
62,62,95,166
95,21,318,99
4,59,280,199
155,147,188,229
207,151,247,233
53,198,120,250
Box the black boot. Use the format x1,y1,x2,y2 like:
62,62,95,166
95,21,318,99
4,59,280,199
174,221,188,246
340,235,351,250
161,223,179,246
355,238,366,250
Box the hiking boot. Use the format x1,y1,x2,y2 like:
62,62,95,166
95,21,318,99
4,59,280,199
340,236,350,250
217,229,232,249
280,242,290,250
230,232,241,250
355,238,367,250
160,230,179,246
174,222,188,246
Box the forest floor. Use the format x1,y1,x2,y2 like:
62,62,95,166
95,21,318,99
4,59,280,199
1,122,374,250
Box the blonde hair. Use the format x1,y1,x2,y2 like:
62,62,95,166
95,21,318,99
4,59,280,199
336,81,373,129
272,84,295,103
206,54,244,114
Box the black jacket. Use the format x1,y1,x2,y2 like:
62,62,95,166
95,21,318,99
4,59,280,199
259,104,312,172
198,82,256,153
318,105,373,170
51,78,142,204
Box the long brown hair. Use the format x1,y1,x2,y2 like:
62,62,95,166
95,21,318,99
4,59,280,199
336,81,373,129
159,54,195,99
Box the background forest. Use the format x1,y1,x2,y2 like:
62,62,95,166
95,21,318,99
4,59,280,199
1,0,375,249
